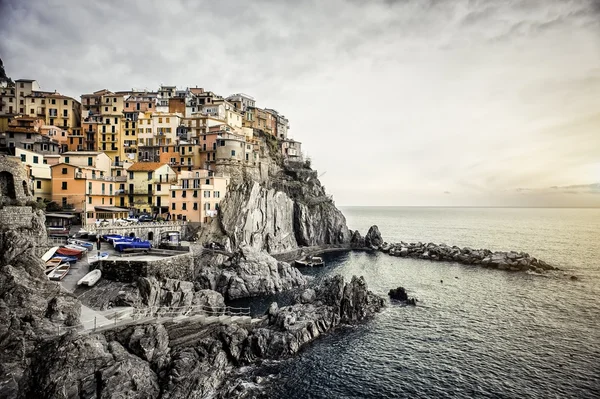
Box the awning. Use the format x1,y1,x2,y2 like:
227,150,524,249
45,213,77,219
93,206,129,213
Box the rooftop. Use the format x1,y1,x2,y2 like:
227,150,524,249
127,162,167,172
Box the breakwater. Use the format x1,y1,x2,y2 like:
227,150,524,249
352,225,558,273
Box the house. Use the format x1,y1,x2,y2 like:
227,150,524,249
50,163,127,223
281,138,303,162
126,162,176,215
15,148,52,201
60,151,111,174
169,169,229,223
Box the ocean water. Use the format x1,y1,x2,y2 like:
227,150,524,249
254,207,600,398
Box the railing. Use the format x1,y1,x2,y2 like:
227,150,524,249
52,304,252,336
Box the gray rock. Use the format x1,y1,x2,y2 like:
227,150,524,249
365,225,383,248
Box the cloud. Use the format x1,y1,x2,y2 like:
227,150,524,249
1,0,599,207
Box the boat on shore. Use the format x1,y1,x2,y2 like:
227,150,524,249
56,247,84,259
77,269,102,286
65,244,89,253
45,257,63,269
52,254,78,263
67,239,93,249
41,246,60,262
295,255,325,267
48,263,70,281
88,252,109,262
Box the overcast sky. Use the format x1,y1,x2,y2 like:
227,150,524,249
1,0,599,206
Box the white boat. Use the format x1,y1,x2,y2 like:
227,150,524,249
88,252,109,262
295,256,325,267
41,246,60,262
48,263,70,281
77,269,102,286
65,244,89,252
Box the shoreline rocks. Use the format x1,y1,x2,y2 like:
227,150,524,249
388,286,417,305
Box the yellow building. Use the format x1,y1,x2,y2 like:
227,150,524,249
97,92,126,163
126,162,176,215
16,148,53,201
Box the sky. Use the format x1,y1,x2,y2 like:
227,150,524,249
1,0,599,207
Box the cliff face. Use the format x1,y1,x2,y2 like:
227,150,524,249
210,136,351,253
0,208,80,397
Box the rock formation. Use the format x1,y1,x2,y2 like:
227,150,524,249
195,245,308,299
388,286,417,305
17,275,384,398
364,225,383,248
0,208,80,397
200,134,351,254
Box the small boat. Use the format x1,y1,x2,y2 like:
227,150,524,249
52,254,78,263
65,244,89,253
88,252,109,262
48,263,70,281
67,239,94,249
45,257,63,268
77,269,102,287
56,247,84,259
295,256,325,267
102,234,125,243
41,246,60,262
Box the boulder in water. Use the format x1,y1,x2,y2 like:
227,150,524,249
388,286,417,306
365,225,383,248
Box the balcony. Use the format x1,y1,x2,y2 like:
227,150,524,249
112,161,125,167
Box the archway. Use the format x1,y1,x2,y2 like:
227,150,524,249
129,232,135,238
148,231,154,241
0,171,16,202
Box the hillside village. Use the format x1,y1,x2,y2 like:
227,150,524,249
0,66,303,227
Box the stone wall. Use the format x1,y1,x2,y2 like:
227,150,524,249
0,155,33,205
0,206,47,254
92,251,194,283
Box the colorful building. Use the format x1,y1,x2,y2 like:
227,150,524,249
169,169,229,223
126,162,176,215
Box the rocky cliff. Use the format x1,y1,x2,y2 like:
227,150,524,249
20,275,384,398
202,133,351,254
0,208,80,397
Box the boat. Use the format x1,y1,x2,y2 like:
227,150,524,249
88,252,109,262
47,227,70,237
45,257,63,269
65,244,89,253
114,239,152,252
102,234,125,243
48,263,70,281
72,230,90,239
295,256,325,267
41,246,60,262
56,247,84,259
52,254,78,263
67,239,94,249
77,269,102,286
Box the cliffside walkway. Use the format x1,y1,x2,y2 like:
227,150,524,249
55,304,260,336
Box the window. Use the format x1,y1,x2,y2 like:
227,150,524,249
51,99,56,105
62,197,67,207
182,203,186,210
64,156,69,163
20,154,25,162
30,109,34,114
63,109,67,117
62,167,68,174
147,172,153,180
36,181,41,189
63,99,68,105
204,191,210,198
33,156,39,164
205,179,210,185
171,191,175,198
171,203,176,210
61,182,67,190
88,197,92,204
156,184,161,192
129,172,134,179
231,150,235,156
105,107,108,112
87,157,93,166
114,117,118,124
158,117,163,123
166,117,170,123
214,191,220,198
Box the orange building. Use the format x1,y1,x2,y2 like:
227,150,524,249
50,163,127,224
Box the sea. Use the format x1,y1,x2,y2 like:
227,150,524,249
236,207,600,399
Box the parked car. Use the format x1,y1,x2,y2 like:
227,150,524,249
138,214,154,223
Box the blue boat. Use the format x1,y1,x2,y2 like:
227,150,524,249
102,234,126,243
67,239,94,249
114,239,152,252
52,254,78,263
